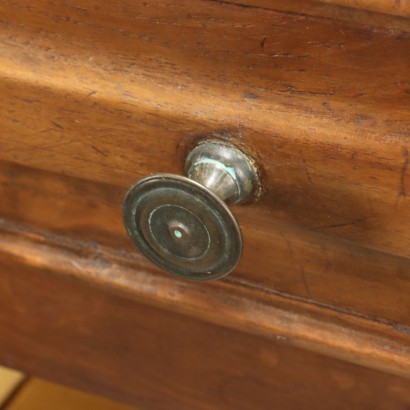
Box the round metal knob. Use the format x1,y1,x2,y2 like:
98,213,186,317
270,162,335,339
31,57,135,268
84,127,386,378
123,141,260,281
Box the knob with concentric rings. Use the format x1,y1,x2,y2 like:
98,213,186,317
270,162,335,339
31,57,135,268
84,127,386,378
123,140,260,281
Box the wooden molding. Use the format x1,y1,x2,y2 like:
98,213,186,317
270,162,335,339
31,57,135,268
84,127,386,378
0,219,409,380
218,0,410,19
0,1,409,407
315,0,410,18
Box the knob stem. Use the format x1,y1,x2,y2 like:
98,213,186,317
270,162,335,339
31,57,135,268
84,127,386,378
185,141,259,205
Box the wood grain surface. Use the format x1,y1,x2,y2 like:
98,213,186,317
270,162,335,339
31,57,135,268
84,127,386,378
0,0,409,252
1,151,410,328
0,1,409,327
0,162,410,326
0,0,409,250
0,219,409,380
212,0,410,30
232,0,410,18
318,0,410,17
0,221,409,409
0,1,410,407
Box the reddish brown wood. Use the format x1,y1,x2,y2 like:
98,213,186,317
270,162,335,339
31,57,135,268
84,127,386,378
225,0,410,30
0,1,409,327
0,0,409,257
229,0,410,18
318,0,410,17
0,1,410,407
1,159,410,327
0,220,409,380
0,222,409,409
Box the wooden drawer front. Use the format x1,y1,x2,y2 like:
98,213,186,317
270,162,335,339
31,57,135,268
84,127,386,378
0,0,409,325
0,1,410,408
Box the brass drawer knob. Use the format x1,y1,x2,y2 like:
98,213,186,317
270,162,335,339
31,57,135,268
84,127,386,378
123,141,260,281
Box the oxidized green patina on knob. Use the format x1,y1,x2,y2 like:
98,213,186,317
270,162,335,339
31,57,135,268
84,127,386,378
123,141,260,280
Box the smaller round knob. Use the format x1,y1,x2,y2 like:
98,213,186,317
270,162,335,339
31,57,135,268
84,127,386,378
123,141,259,281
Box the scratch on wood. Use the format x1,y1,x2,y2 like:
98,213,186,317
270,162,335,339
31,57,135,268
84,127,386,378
51,121,64,130
279,230,294,258
313,218,365,230
70,259,85,272
397,146,409,202
244,92,258,100
207,0,310,19
301,152,313,184
91,145,109,157
285,86,334,97
22,98,41,104
279,231,310,295
300,266,311,297
208,0,275,12
392,323,410,338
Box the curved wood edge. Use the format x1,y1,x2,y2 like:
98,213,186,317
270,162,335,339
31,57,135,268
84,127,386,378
217,0,410,20
1,11,410,262
317,0,410,18
0,218,409,379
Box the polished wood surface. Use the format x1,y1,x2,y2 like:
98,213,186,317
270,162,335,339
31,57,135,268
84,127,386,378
207,0,410,31
1,156,410,329
0,0,409,408
0,219,409,379
232,0,410,18
0,225,409,409
0,0,409,327
318,0,410,17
